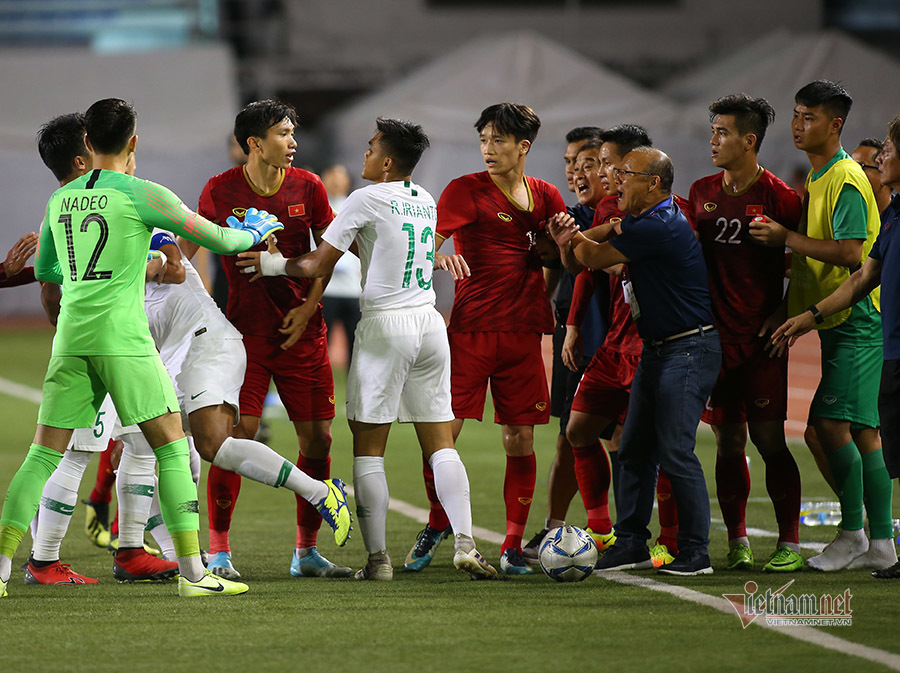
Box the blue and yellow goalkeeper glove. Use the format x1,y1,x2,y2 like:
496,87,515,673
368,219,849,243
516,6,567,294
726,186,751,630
226,207,284,245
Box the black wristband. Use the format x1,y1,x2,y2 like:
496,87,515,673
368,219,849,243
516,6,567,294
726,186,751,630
807,304,824,324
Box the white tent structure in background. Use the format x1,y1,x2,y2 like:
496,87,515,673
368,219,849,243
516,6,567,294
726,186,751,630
664,29,900,179
0,45,238,317
326,31,681,197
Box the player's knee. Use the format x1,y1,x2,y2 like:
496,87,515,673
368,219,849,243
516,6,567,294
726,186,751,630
502,425,534,455
713,425,747,456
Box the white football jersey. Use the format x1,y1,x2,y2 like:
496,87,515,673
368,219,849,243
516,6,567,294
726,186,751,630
145,234,241,378
321,181,437,312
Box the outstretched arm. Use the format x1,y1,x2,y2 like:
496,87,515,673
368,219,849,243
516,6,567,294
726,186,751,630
35,219,63,284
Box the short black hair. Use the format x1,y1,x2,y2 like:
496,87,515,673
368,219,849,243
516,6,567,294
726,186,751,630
795,80,852,132
565,126,603,144
858,137,883,153
234,99,298,154
599,124,652,157
709,94,776,152
37,113,87,182
375,118,430,175
475,103,541,147
84,98,136,155
631,146,674,193
576,139,604,156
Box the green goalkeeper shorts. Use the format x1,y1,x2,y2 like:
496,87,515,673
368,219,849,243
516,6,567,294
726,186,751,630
810,299,882,429
38,354,179,429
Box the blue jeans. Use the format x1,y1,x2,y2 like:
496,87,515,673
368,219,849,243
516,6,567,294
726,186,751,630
614,330,721,554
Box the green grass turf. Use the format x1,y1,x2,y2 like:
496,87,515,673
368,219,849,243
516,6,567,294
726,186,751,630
0,326,899,672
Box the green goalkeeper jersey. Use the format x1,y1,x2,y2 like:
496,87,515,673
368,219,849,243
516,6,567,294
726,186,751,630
37,168,256,356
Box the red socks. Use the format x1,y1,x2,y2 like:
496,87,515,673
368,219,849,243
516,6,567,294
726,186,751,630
572,442,612,534
656,469,679,553
295,455,330,548
763,448,801,544
502,454,536,553
422,459,451,531
715,452,750,541
88,440,117,504
206,464,242,553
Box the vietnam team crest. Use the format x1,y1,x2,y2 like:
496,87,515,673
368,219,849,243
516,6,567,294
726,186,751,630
497,212,513,222
288,203,306,217
703,202,717,212
746,205,763,217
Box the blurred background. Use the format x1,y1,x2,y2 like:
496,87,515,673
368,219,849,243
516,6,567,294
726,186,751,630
2,0,900,319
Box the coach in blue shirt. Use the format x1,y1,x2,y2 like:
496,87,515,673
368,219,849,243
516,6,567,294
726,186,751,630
772,119,900,579
549,146,720,576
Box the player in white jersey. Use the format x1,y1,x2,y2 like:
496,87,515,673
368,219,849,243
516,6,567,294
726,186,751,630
110,231,352,582
238,118,497,580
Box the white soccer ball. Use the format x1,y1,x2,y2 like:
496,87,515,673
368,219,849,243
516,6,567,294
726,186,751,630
538,525,598,582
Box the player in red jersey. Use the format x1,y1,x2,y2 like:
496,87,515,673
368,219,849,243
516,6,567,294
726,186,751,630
405,103,567,575
521,127,604,564
181,100,348,579
688,94,803,573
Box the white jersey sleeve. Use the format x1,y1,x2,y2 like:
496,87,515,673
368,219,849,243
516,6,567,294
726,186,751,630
321,181,437,312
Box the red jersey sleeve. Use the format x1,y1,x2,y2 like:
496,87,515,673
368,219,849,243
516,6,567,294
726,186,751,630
769,178,802,231
567,268,596,327
674,194,696,230
436,178,478,240
197,179,218,222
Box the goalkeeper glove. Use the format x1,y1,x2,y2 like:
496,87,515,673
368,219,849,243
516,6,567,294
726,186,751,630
226,207,284,245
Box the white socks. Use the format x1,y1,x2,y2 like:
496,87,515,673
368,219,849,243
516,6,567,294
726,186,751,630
117,433,158,549
212,436,328,503
146,489,175,561
353,456,388,554
32,450,92,562
430,448,473,539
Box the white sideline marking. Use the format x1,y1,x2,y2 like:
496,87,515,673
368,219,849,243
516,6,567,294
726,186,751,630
4,379,895,667
0,376,42,404
354,485,896,669
597,572,900,671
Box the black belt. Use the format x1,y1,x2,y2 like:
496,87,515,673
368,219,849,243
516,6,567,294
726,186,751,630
646,324,715,347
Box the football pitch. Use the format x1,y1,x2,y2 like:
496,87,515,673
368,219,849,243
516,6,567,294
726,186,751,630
1,326,899,673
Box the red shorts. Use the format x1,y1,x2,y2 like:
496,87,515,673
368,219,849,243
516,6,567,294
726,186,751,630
570,347,638,426
449,331,550,426
240,334,335,422
701,339,787,426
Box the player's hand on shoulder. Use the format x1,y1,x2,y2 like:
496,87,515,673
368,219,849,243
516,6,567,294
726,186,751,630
4,231,38,277
226,207,285,246
237,236,286,282
434,253,470,281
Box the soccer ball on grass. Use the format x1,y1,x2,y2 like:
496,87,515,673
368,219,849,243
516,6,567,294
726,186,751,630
538,525,598,582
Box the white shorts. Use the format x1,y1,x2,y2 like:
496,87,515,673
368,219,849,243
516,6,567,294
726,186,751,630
70,394,117,452
176,335,245,419
115,336,245,436
346,305,453,424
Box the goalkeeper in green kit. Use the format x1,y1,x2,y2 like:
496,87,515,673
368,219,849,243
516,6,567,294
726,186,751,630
0,98,284,598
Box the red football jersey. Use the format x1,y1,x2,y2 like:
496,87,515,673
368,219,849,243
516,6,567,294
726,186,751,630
574,196,639,354
689,169,801,343
436,172,566,333
198,166,333,339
